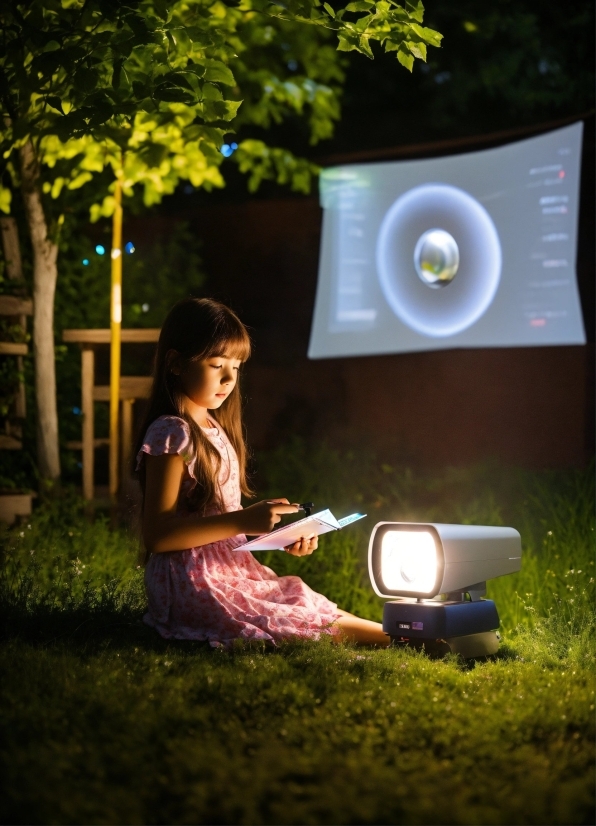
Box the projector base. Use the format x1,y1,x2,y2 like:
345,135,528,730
383,598,501,659
389,631,500,659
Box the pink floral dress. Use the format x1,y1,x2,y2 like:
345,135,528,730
137,415,341,647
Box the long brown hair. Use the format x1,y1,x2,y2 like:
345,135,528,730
134,297,254,520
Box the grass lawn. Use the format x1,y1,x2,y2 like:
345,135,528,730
0,449,594,825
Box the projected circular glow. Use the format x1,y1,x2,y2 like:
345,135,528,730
414,229,459,288
376,184,502,337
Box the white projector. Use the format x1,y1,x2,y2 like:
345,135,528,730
368,522,522,657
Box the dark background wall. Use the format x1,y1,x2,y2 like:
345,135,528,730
124,120,594,470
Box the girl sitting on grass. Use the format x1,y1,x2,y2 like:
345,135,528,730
135,297,389,648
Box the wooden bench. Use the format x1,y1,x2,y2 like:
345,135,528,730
0,253,34,523
62,328,160,501
0,295,32,444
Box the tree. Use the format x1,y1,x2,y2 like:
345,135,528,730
0,0,442,487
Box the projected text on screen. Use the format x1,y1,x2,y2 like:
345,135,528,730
308,123,585,358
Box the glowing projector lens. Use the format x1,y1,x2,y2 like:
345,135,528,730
381,530,438,593
414,229,460,288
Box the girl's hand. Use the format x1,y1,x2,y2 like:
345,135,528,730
285,535,318,556
236,498,299,535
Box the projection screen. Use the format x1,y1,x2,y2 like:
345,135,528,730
308,123,586,358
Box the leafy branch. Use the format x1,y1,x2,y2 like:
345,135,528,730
257,0,442,68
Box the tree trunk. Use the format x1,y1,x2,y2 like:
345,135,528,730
19,139,61,484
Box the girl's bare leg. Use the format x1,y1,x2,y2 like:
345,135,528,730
332,608,390,646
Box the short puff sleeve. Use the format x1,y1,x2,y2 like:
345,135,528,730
136,415,197,485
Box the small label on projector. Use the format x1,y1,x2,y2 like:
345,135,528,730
398,622,411,630
412,622,424,630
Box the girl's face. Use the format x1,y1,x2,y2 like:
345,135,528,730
173,352,242,412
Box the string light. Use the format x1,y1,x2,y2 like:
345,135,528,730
95,244,105,255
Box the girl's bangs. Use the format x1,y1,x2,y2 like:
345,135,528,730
205,326,251,362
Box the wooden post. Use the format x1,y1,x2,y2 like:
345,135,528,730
81,345,95,501
0,217,23,279
14,348,26,418
121,398,135,490
109,176,123,500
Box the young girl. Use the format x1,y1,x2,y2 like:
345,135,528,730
135,297,389,648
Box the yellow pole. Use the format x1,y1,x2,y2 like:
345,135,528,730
109,176,123,500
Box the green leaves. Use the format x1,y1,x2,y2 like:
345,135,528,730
316,0,442,66
409,21,442,47
396,43,414,70
0,187,12,215
45,97,65,115
73,67,100,94
137,142,169,168
199,96,242,123
234,139,320,193
152,0,171,21
111,59,125,90
345,2,375,11
202,60,236,86
152,82,195,103
405,0,424,23
0,0,443,213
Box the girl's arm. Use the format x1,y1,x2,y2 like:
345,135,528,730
142,453,299,553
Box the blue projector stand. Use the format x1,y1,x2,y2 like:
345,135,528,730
383,599,500,640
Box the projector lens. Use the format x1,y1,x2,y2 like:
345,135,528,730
381,530,438,594
414,229,459,288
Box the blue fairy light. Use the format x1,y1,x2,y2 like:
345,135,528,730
125,241,135,254
95,244,105,255
220,142,239,157
82,258,89,266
